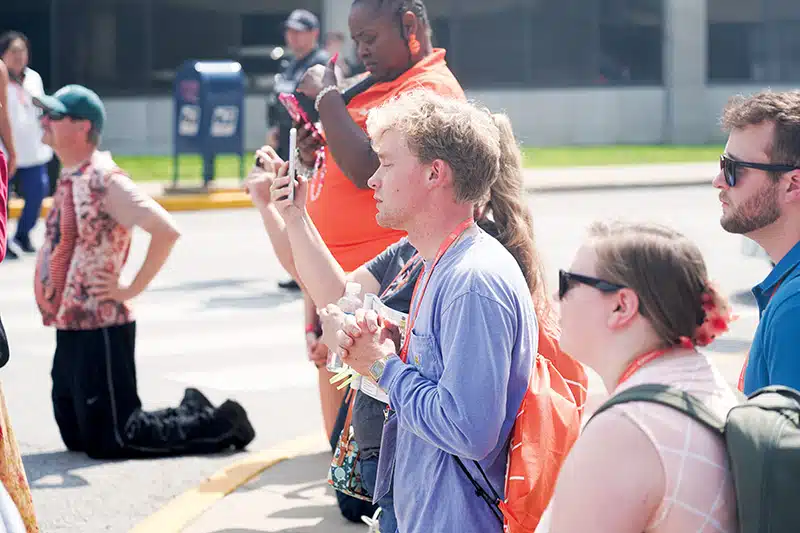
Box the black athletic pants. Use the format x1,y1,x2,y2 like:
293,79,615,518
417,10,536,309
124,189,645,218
51,322,233,459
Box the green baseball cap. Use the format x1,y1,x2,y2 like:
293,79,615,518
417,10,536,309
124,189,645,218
33,84,106,133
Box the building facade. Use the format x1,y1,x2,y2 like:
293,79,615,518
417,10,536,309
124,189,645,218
2,0,798,154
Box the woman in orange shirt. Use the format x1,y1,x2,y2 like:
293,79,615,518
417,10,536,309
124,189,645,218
293,0,465,443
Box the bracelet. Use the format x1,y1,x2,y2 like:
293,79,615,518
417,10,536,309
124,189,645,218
314,85,339,112
305,323,317,334
296,158,313,179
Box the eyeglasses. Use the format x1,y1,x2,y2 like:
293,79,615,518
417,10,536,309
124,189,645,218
719,154,800,187
43,111,69,121
558,269,626,301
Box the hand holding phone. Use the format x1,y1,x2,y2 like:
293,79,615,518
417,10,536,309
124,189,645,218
287,127,297,202
278,92,322,141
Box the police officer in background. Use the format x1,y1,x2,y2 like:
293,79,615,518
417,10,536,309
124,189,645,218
267,9,329,161
267,9,329,291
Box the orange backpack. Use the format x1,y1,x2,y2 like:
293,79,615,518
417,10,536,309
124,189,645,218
453,328,588,532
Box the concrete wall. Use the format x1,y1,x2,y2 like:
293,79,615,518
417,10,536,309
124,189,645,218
101,96,267,155
99,89,668,155
98,85,794,155
466,88,666,146
705,84,798,143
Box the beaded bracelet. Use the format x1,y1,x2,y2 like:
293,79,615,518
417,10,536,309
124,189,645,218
314,85,340,112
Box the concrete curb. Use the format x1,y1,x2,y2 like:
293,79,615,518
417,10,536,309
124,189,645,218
525,176,710,194
8,176,711,219
128,433,323,533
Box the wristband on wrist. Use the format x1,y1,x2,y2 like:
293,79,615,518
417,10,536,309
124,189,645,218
305,323,317,334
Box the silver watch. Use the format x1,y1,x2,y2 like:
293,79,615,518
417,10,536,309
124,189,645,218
368,357,389,382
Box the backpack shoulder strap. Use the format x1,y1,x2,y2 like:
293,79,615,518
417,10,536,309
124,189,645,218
588,383,726,435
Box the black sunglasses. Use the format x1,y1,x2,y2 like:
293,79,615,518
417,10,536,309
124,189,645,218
558,269,626,301
719,154,800,187
43,111,70,121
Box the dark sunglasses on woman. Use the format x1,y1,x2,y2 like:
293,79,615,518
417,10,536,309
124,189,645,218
558,269,626,301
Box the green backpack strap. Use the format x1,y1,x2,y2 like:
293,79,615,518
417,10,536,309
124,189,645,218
588,383,726,435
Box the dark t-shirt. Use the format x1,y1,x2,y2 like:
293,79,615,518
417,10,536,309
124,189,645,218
353,237,421,457
268,47,330,159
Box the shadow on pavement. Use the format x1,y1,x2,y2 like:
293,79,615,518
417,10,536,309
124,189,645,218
204,291,301,310
705,337,752,354
150,278,261,293
23,451,110,489
241,452,332,492
731,289,757,307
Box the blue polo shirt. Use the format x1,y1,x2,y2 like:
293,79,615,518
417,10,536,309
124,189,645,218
744,240,800,394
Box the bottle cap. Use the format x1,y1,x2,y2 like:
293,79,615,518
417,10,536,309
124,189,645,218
345,282,361,297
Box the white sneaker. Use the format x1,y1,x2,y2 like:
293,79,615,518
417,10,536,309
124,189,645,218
361,508,382,533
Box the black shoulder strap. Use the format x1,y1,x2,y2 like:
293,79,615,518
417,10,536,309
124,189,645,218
342,75,377,105
588,383,726,435
451,455,503,524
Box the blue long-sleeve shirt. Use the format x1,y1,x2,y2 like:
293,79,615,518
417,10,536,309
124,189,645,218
378,229,535,533
744,240,800,394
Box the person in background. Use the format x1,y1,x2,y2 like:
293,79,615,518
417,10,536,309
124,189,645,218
542,221,737,533
713,90,800,394
0,147,40,533
267,9,328,162
324,31,366,80
292,0,465,453
0,58,16,225
0,31,53,259
267,9,329,292
33,84,255,459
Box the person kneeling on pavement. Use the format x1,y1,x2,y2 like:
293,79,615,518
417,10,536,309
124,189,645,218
32,84,255,459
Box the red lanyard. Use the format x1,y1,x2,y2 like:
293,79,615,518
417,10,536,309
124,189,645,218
738,279,785,392
617,348,673,388
380,252,422,300
398,218,474,363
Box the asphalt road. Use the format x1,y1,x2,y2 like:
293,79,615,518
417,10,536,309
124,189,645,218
0,183,767,532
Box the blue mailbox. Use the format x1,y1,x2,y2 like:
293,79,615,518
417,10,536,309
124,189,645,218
173,60,246,186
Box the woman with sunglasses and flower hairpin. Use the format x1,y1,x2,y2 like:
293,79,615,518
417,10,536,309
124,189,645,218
539,220,738,533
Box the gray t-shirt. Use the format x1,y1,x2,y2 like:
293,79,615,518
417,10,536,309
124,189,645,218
353,237,421,458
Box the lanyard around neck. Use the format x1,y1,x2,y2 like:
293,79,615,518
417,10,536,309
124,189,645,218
398,218,474,362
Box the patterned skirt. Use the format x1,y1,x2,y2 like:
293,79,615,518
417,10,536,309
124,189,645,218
0,384,39,532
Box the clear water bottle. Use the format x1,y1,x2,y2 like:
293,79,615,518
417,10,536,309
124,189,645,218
327,282,362,372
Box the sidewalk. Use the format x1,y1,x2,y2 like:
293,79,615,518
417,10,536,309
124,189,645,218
9,161,718,219
131,433,369,533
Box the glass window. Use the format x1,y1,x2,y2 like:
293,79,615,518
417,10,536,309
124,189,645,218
442,0,663,88
708,0,800,83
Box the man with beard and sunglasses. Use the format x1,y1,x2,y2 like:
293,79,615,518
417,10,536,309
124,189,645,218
714,90,800,395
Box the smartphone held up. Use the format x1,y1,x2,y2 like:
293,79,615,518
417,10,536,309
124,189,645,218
286,127,297,202
278,92,322,141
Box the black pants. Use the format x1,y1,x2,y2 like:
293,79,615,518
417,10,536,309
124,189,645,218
51,322,234,459
330,394,379,522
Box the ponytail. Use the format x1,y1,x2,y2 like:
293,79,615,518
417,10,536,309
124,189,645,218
489,114,559,338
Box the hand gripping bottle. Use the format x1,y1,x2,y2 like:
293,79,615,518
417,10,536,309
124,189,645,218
327,282,362,372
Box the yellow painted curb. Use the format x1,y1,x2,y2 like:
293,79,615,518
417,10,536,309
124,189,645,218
7,191,254,219
128,433,325,533
8,197,52,220
155,191,254,212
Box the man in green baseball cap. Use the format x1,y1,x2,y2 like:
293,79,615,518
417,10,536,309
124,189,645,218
33,84,106,151
32,84,256,459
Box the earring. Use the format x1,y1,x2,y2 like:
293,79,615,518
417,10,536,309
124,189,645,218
408,33,421,55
